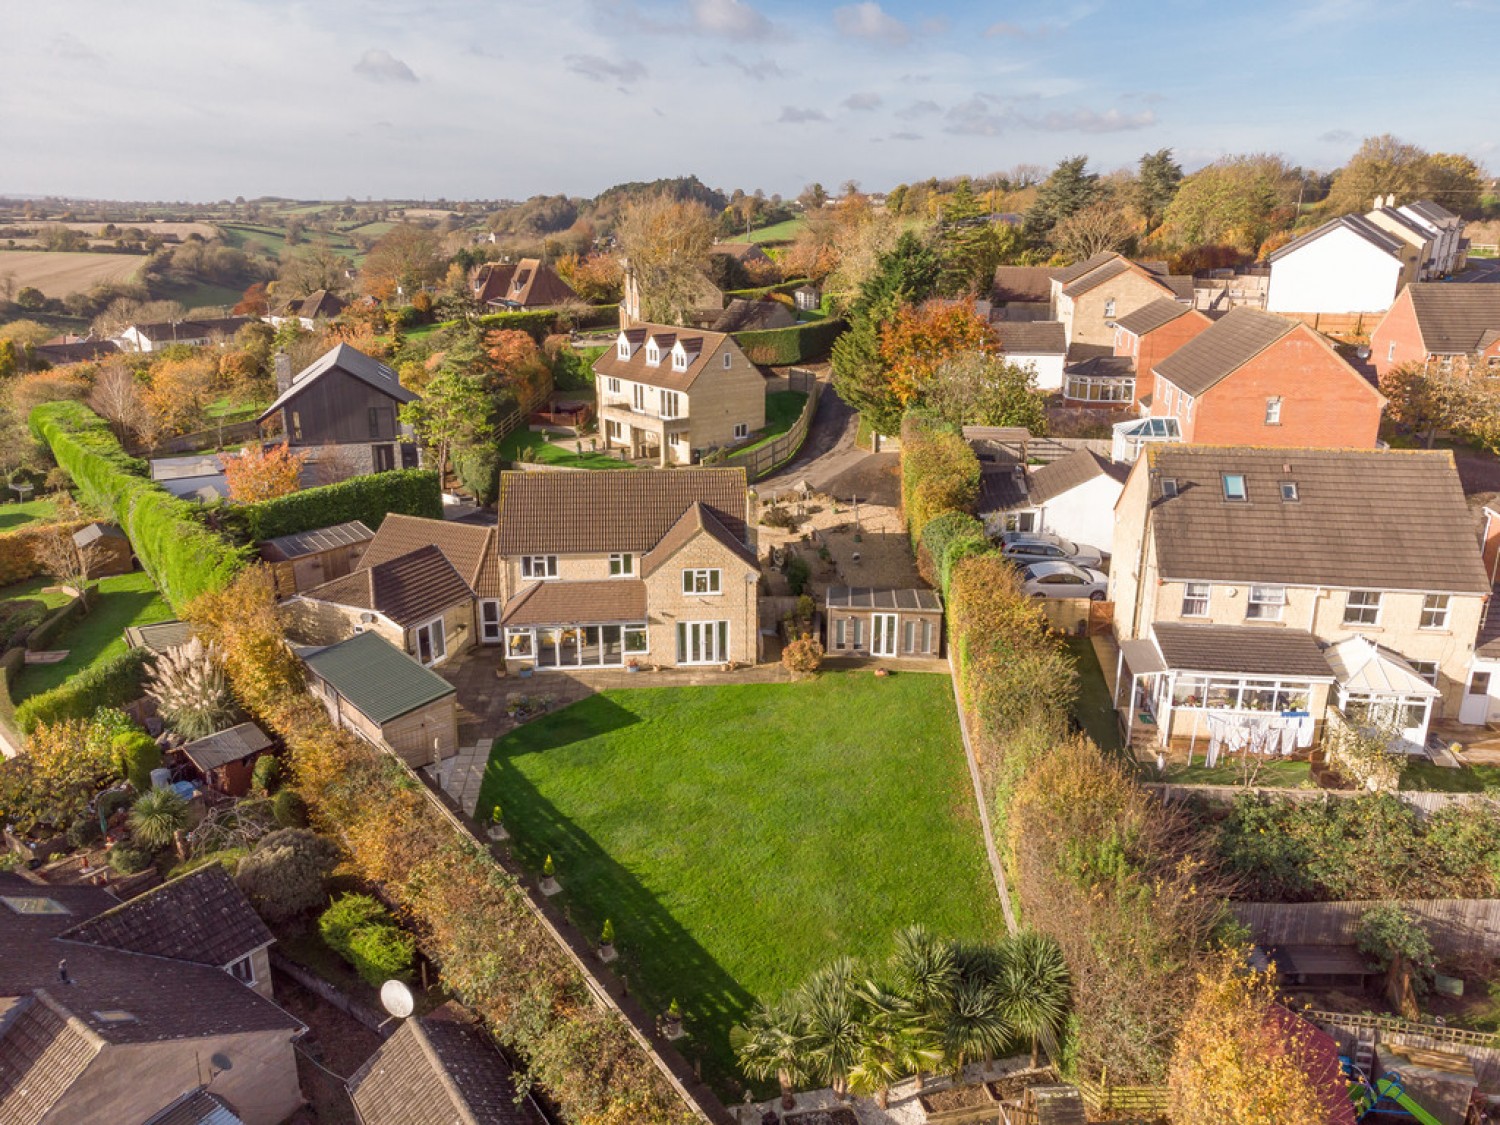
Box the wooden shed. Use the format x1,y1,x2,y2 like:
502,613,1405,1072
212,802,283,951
824,587,943,660
302,632,459,766
180,722,274,797
260,520,374,597
74,522,133,577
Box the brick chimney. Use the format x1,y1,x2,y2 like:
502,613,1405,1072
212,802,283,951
274,351,293,394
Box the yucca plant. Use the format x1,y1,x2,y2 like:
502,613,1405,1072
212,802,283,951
998,931,1070,1068
128,786,189,850
145,638,235,740
733,996,812,1110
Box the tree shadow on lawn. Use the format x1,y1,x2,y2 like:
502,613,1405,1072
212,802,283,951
484,704,761,1099
12,589,161,699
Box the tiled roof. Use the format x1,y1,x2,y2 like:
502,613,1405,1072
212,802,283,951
361,514,500,599
144,1088,243,1125
994,320,1066,355
496,468,748,556
0,995,100,1125
1151,623,1334,678
991,265,1055,303
1477,585,1500,658
348,1013,540,1125
305,544,473,626
1405,283,1500,354
501,579,647,626
1143,446,1489,594
711,241,771,263
130,317,251,342
1114,297,1196,337
259,343,416,421
302,632,455,725
978,463,1028,512
180,722,274,774
592,323,736,392
1267,214,1405,263
1051,252,1118,286
1404,199,1457,225
34,339,119,364
296,289,346,320
640,502,758,575
825,587,941,611
1152,307,1297,396
711,298,796,333
259,519,374,559
1060,257,1131,299
1026,449,1128,506
59,865,273,969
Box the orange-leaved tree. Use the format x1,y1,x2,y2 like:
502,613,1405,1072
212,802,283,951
223,442,307,503
878,301,999,406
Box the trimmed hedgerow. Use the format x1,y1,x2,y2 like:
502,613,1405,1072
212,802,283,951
30,402,245,611
229,469,441,542
918,510,989,595
733,317,845,365
14,648,151,734
899,411,981,548
722,277,813,301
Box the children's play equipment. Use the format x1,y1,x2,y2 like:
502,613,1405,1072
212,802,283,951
1342,1058,1444,1125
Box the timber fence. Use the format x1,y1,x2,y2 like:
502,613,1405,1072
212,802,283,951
1232,899,1500,959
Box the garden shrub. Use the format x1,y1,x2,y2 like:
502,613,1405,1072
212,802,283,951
252,754,280,795
67,815,102,849
109,845,149,874
918,510,989,592
734,317,845,365
1356,904,1435,990
272,788,307,828
320,893,414,985
229,469,441,542
15,649,151,734
452,445,502,506
111,730,162,791
781,633,824,674
24,595,89,653
319,892,388,948
722,277,813,301
0,600,48,650
235,827,339,922
783,554,811,596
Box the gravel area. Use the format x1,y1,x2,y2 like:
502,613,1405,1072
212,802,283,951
754,492,925,597
740,1057,1035,1125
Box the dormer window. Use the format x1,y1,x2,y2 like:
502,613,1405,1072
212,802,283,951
672,348,688,372
616,337,631,360
1221,474,1247,502
645,342,661,366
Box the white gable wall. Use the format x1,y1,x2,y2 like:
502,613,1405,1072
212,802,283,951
1006,353,1065,391
1266,226,1404,314
1037,474,1123,556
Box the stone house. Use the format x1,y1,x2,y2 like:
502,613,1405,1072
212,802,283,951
1108,446,1489,753
0,868,303,1124
593,325,766,465
495,468,759,669
1050,253,1192,349
1369,283,1500,379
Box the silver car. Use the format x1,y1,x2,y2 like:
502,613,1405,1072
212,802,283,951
1019,560,1108,600
998,531,1105,569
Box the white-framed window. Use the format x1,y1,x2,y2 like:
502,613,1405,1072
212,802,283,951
1265,396,1282,425
480,599,501,642
676,620,728,664
609,552,634,577
616,338,631,360
1001,511,1037,532
607,377,621,395
722,352,732,369
1181,582,1210,617
415,617,446,666
1344,590,1381,626
606,419,623,440
505,627,534,658
834,617,847,649
660,390,682,419
1409,660,1440,686
521,555,558,579
1222,473,1248,502
1247,585,1285,621
1103,298,1116,318
633,384,647,411
228,955,256,985
1281,481,1299,502
1064,374,1135,403
672,348,688,372
682,568,721,595
1420,594,1450,630
1387,341,1397,362
645,341,660,365
733,422,749,439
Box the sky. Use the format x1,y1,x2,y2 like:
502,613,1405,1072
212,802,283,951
5,0,1498,203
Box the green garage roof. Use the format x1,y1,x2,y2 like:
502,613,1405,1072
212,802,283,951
303,632,455,726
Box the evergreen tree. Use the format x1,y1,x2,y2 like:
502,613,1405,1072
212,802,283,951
1022,156,1098,248
935,179,1004,296
1134,149,1183,232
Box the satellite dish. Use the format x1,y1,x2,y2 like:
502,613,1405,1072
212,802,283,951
1356,346,1371,360
380,979,415,1020
210,1052,233,1072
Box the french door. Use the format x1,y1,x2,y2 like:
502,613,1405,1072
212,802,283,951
677,620,728,665
415,618,446,666
871,613,898,658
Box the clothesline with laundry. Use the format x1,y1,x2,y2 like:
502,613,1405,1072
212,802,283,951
1198,712,1316,768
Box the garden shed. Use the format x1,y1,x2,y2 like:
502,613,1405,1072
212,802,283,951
180,722,273,797
74,522,133,577
124,619,194,655
302,631,459,766
824,587,943,660
259,519,374,597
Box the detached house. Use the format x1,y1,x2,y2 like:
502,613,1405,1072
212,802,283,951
268,288,346,329
1145,308,1385,449
115,316,253,353
1109,446,1490,753
594,325,765,465
495,468,759,669
1108,298,1213,411
1369,283,1500,379
258,343,419,478
1266,215,1408,316
472,259,577,309
1050,253,1192,349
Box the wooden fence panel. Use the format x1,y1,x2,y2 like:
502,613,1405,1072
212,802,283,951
1232,899,1500,958
1308,1010,1500,1090
720,380,821,481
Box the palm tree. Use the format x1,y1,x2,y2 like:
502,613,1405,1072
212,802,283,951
848,981,944,1109
998,931,1070,1068
733,997,810,1110
798,956,864,1100
888,925,957,1089
127,787,189,850
941,975,1012,1079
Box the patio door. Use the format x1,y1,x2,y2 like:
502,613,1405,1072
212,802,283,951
415,618,446,666
677,621,728,665
871,613,898,658
480,600,501,644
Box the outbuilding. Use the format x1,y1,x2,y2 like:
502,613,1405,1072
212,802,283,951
824,587,943,660
259,519,375,597
180,722,274,797
74,522,133,577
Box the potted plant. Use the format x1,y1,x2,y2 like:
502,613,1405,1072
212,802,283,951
539,854,560,896
487,803,508,842
663,998,684,1040
626,658,641,674
598,918,617,962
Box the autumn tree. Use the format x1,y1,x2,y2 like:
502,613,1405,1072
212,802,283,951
142,353,216,436
1325,134,1485,218
1156,155,1302,254
233,282,271,316
1378,361,1468,447
615,194,717,324
1022,156,1099,247
878,302,999,406
359,224,445,301
35,497,100,603
87,358,150,443
925,353,1048,433
223,443,307,503
1168,951,1333,1125
280,241,355,297
1051,198,1137,261
400,335,495,478
934,179,1004,296
554,252,624,304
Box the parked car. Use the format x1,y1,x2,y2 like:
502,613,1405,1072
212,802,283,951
998,531,1105,569
1019,560,1108,601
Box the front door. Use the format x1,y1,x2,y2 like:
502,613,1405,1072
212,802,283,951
480,600,501,645
871,613,898,658
1461,668,1494,725
373,444,396,472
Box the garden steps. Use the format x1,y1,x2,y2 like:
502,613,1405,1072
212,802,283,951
23,650,69,664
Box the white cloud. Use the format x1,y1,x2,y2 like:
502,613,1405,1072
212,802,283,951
566,53,648,84
833,2,910,45
353,48,418,83
1041,107,1155,133
842,91,882,111
689,0,771,37
722,54,786,80
896,99,941,120
780,106,828,123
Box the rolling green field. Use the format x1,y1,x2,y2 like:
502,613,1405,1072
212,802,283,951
746,216,808,244
478,672,1003,1093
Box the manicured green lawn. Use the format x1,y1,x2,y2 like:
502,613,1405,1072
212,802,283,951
1154,760,1314,788
0,576,75,613
11,571,172,701
746,217,807,244
733,391,808,457
479,672,1004,1095
1063,637,1122,753
1402,760,1500,793
0,499,59,533
499,428,635,470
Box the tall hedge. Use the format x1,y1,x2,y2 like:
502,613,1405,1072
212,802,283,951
30,402,246,611
917,511,989,595
899,411,981,547
474,305,619,341
733,317,846,365
722,277,813,301
14,649,151,734
230,469,442,542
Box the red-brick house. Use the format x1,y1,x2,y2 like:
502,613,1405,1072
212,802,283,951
1147,308,1385,447
1111,298,1214,411
1369,283,1500,379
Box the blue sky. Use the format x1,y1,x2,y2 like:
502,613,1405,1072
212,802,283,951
5,0,1496,201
